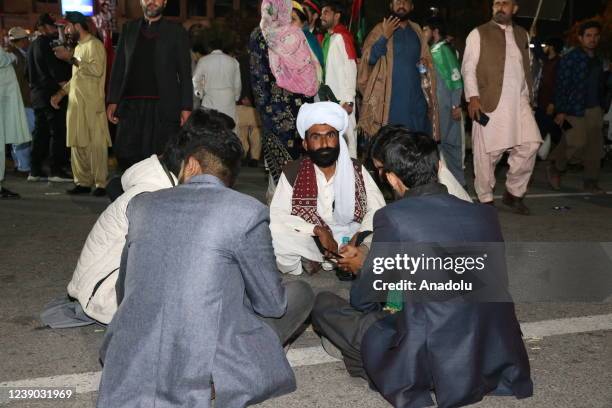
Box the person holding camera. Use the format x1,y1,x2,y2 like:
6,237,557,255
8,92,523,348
461,0,542,214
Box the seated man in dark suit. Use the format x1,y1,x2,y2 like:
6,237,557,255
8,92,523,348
312,127,533,408
97,111,314,408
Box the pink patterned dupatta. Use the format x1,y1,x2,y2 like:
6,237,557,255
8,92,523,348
260,0,318,97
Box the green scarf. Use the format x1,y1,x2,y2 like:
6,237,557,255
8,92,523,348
430,40,463,91
322,32,331,66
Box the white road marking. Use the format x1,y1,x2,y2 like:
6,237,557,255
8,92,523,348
482,191,611,200
1,313,611,394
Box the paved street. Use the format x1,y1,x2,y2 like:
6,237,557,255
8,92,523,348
1,160,612,408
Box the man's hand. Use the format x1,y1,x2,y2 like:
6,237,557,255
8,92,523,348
468,96,481,122
241,97,252,106
341,102,354,115
180,110,192,127
314,225,339,258
554,113,567,127
50,91,65,110
451,106,462,121
338,244,367,275
53,46,73,62
107,104,119,124
382,16,401,39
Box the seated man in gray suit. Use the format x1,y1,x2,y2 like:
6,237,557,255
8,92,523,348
312,128,532,408
97,110,314,408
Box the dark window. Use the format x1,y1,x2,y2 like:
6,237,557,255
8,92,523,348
188,0,206,16
164,0,181,16
214,0,232,18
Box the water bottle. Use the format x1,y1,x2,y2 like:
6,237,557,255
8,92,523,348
341,236,350,247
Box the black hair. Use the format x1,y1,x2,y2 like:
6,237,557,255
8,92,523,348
293,7,308,24
578,20,602,36
370,124,406,163
321,1,347,22
378,127,439,189
161,109,241,184
423,16,447,39
544,37,564,54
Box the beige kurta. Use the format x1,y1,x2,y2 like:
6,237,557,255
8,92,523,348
462,25,541,153
63,34,111,148
462,24,542,202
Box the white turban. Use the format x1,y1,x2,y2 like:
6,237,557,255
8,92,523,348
296,102,356,226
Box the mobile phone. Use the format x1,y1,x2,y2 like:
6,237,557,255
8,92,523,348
476,111,490,127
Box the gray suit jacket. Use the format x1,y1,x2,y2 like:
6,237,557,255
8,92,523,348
97,174,296,408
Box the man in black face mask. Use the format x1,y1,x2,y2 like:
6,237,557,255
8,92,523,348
270,102,385,276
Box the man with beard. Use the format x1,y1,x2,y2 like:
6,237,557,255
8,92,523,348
270,102,385,276
27,13,73,182
319,1,359,158
107,0,193,171
312,128,533,407
548,21,607,194
422,17,466,187
358,0,440,141
302,0,323,41
462,0,541,213
51,12,111,196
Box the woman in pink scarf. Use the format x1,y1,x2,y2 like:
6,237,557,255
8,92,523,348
260,0,318,97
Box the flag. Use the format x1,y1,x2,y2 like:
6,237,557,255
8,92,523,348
349,0,366,46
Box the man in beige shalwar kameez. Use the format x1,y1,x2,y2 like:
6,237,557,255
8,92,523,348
51,12,111,196
462,0,541,215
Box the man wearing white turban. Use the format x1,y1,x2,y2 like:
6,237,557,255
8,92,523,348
270,102,385,275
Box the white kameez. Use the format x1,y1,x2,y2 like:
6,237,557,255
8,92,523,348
270,165,385,275
324,34,358,158
192,50,241,124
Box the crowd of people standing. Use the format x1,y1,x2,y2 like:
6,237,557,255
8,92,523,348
0,0,611,406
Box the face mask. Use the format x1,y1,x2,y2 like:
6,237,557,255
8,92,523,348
308,146,340,168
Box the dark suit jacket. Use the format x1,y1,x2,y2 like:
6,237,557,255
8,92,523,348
27,34,72,109
107,18,193,121
98,175,295,408
351,183,533,408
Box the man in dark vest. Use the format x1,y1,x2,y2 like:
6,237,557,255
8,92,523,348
461,0,541,214
270,102,385,276
106,0,193,171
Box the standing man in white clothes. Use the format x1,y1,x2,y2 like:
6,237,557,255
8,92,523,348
192,39,241,125
320,1,358,158
461,0,541,215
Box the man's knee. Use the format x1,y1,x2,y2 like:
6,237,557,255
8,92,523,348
285,280,315,314
312,292,342,327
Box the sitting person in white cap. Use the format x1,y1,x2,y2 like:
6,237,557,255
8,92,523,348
270,101,385,275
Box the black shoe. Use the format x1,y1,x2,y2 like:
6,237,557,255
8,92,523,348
0,187,20,199
502,191,530,215
67,185,92,195
91,187,107,197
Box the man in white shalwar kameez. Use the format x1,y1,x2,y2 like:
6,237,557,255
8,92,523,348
270,102,385,275
462,0,541,215
192,46,241,125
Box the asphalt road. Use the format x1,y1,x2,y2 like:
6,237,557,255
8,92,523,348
1,160,611,408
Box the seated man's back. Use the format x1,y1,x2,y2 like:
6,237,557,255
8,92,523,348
97,109,297,408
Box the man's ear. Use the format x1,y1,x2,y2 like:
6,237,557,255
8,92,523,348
512,4,519,15
302,138,308,151
183,156,203,180
385,171,407,195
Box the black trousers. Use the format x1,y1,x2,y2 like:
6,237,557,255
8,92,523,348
114,99,181,171
31,104,69,175
259,280,315,345
311,292,387,380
